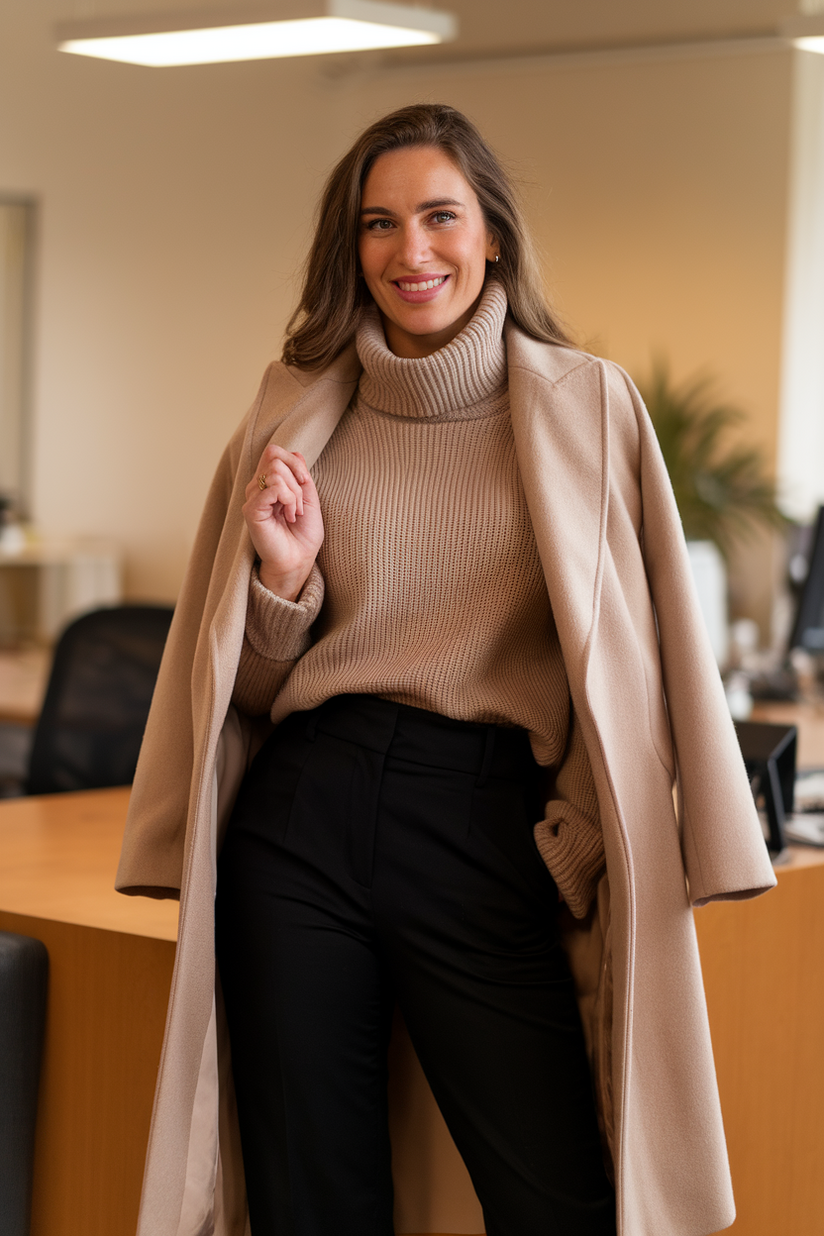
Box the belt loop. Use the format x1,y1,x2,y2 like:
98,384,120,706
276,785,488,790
306,712,317,742
477,726,497,788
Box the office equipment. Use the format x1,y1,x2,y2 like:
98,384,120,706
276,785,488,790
785,810,824,846
734,720,797,857
784,768,824,846
794,767,824,811
789,505,824,653
742,508,824,704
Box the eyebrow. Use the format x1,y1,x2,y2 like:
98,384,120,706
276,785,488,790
360,197,465,216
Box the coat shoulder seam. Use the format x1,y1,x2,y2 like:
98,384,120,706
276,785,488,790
507,350,602,392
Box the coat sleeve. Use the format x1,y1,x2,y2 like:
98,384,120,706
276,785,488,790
618,368,777,905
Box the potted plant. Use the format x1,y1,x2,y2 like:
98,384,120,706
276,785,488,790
636,361,786,665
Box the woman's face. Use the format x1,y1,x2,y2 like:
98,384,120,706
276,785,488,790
358,145,497,359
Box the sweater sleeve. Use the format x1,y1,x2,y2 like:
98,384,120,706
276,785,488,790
533,706,605,920
231,562,325,716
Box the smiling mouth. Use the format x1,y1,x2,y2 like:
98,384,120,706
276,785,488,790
394,275,448,292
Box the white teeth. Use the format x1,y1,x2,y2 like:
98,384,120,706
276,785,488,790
398,276,446,292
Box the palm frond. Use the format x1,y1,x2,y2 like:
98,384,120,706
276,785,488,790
636,359,786,558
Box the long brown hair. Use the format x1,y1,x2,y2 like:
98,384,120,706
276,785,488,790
282,103,572,370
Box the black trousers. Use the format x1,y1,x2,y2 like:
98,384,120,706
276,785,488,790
215,694,615,1236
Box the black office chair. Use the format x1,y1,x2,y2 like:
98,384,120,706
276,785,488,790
25,604,173,795
0,931,48,1236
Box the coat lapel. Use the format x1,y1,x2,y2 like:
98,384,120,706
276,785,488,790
505,324,609,678
249,324,609,684
204,348,362,773
267,344,361,467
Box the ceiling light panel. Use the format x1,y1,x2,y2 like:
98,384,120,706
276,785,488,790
782,13,824,54
56,0,457,67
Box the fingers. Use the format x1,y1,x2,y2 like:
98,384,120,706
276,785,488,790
254,445,310,488
246,446,309,523
247,468,302,523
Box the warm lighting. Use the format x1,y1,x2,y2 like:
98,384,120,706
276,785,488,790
55,0,457,67
782,14,824,54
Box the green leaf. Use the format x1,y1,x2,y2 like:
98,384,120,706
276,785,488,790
636,358,787,559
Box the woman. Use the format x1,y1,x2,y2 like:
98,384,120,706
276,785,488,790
117,104,775,1236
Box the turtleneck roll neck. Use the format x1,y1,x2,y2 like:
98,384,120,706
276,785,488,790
356,279,508,420
233,281,605,918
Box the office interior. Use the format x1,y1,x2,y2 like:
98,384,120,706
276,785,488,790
0,0,821,623
2,1,824,1235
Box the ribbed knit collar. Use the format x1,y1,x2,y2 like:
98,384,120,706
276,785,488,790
355,279,508,421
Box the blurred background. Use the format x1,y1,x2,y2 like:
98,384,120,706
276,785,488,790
1,0,823,660
2,9,824,1233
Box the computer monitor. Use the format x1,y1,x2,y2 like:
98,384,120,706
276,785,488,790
734,720,796,859
789,506,824,653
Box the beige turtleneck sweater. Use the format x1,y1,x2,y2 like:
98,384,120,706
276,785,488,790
232,281,605,917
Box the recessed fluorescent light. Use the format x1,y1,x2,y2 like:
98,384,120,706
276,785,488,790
55,0,457,67
781,14,824,54
793,36,824,53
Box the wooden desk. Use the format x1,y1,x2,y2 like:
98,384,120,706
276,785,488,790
700,846,824,1236
3,772,824,1236
0,788,177,1236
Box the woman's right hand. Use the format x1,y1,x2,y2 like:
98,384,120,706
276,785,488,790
242,445,324,601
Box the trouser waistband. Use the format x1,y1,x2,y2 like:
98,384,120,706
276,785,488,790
287,693,537,786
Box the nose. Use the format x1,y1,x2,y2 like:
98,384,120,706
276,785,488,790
396,220,431,270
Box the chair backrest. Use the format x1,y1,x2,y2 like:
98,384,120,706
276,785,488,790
26,605,173,796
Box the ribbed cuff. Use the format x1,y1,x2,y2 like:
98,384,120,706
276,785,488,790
534,802,606,920
245,562,325,661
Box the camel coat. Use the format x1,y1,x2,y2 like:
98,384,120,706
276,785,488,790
117,319,776,1236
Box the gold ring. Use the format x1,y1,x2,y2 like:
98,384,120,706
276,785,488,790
257,473,267,491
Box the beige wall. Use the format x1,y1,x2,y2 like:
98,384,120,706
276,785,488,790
1,2,351,599
344,47,792,445
0,4,796,630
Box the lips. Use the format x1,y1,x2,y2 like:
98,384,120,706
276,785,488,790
392,274,450,303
